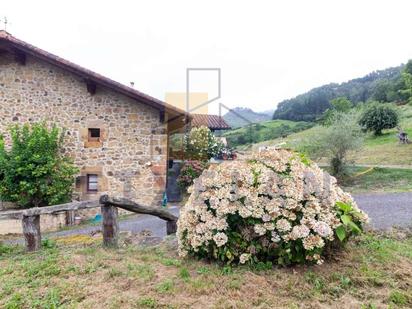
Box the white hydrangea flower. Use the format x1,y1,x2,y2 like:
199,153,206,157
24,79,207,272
290,224,310,240
239,253,251,264
213,232,228,247
262,213,272,222
276,218,292,232
263,222,275,231
313,221,332,238
303,234,325,250
271,231,281,243
254,224,267,236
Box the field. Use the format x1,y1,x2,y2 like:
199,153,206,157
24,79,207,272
248,104,412,166
1,232,412,309
223,119,313,148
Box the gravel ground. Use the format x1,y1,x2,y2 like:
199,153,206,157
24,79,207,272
46,206,181,239
353,192,412,230
4,192,412,244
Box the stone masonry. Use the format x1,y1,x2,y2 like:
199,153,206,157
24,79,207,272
0,52,168,207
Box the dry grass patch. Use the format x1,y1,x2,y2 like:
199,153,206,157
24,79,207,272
0,232,411,308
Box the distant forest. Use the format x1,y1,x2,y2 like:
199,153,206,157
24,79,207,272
273,61,412,121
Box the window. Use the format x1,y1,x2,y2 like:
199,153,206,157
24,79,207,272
88,128,101,142
87,174,98,192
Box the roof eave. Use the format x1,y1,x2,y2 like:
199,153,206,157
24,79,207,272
0,32,190,118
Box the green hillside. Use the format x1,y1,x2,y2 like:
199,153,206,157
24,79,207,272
223,119,313,148
254,104,412,166
273,61,412,122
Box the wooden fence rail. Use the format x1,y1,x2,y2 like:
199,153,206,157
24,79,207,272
0,195,178,252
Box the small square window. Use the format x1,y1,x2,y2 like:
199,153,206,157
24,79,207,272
87,174,98,192
88,128,100,142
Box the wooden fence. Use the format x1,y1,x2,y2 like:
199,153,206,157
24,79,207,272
0,195,178,251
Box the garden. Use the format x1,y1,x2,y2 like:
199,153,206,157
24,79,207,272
0,122,411,308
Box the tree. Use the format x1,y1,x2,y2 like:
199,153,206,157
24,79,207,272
0,123,78,208
297,111,364,177
401,60,412,104
358,104,399,135
184,126,223,161
272,65,403,122
320,97,353,125
236,135,247,145
330,97,353,112
372,80,391,102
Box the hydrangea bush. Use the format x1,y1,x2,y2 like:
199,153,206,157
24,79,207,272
177,150,368,265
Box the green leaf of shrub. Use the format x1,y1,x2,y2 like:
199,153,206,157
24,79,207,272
341,214,352,225
335,226,346,242
348,221,362,234
336,202,352,213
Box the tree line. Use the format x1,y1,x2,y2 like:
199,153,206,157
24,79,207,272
273,60,412,121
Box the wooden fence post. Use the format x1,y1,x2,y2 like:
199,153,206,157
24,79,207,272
66,210,75,226
101,204,119,247
166,220,177,235
22,215,41,251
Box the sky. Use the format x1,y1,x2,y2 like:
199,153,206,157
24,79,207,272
1,0,412,114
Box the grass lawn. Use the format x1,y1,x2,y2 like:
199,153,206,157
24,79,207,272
355,131,412,166
249,104,412,166
223,119,313,148
356,104,412,165
1,233,411,308
326,166,412,194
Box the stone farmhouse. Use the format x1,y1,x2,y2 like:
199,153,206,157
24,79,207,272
0,30,189,208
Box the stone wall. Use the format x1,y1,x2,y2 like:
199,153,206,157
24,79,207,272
0,52,168,208
0,213,67,235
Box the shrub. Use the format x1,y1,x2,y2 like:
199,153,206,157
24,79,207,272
0,123,78,208
177,150,368,266
359,104,399,135
177,160,209,189
184,126,223,160
298,111,364,177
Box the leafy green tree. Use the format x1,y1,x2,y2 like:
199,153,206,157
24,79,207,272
298,111,364,177
372,80,391,102
330,97,353,112
401,60,412,104
0,123,78,208
405,59,412,75
358,104,399,135
236,135,247,145
320,97,353,125
273,65,403,121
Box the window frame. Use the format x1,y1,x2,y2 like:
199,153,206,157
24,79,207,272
86,174,98,192
88,128,101,142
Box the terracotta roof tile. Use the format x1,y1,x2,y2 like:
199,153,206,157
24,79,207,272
191,114,231,130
